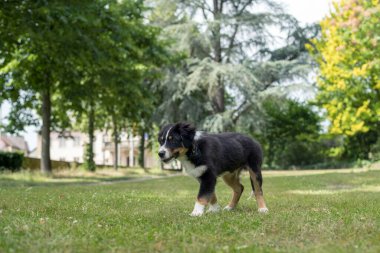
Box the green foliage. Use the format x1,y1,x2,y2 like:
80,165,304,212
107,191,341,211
0,0,171,171
149,0,320,133
308,0,380,159
370,138,380,161
0,151,24,172
258,97,325,168
342,131,378,160
0,0,168,131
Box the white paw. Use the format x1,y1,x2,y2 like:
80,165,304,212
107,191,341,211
258,207,269,213
223,205,234,211
207,203,221,213
190,202,205,217
190,209,204,217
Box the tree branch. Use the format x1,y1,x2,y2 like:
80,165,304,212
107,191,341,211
231,99,251,124
225,23,239,63
237,0,254,16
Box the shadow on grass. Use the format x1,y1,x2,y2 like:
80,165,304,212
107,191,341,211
0,175,159,188
53,175,137,181
0,167,182,188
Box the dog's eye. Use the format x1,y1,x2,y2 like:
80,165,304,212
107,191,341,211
168,136,172,140
160,137,164,141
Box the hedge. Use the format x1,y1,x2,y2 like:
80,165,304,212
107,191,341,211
22,157,77,171
0,151,24,172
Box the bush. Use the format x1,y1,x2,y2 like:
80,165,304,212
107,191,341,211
370,137,380,162
259,97,325,169
0,151,24,172
275,141,325,169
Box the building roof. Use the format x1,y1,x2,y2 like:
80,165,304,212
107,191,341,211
0,135,29,152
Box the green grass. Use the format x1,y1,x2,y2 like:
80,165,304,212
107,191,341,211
0,167,176,186
0,169,379,253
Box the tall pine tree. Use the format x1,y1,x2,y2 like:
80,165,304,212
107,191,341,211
149,0,319,132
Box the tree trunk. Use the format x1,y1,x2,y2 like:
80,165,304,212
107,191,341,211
212,84,225,113
112,114,118,171
138,129,145,168
211,0,225,113
41,87,52,173
267,140,274,169
85,100,96,171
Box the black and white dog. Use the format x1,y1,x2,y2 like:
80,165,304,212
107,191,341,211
158,122,268,216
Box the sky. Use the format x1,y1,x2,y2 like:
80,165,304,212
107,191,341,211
0,0,332,151
280,0,332,25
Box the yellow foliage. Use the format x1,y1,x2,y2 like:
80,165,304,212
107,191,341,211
347,121,369,136
352,64,368,77
355,100,370,117
309,0,380,137
374,80,380,89
337,80,346,89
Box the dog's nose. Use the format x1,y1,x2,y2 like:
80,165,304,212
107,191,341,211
158,151,165,158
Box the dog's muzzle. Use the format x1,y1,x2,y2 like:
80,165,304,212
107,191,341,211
158,147,179,163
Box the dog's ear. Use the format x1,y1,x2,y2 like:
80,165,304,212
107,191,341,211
174,122,196,148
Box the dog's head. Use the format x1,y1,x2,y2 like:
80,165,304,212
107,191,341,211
157,122,196,163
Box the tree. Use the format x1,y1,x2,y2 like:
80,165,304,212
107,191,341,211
59,0,168,171
259,96,323,168
308,0,380,158
0,0,169,172
1,0,101,173
149,0,320,132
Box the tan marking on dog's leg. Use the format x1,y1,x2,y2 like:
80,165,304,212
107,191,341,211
210,192,217,205
207,192,221,213
197,197,209,206
222,171,244,209
248,170,268,212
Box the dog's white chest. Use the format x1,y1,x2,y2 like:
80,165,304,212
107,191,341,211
180,159,207,178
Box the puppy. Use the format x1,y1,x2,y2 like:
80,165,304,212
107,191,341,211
158,122,268,216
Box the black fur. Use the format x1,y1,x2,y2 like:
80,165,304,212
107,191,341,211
158,122,264,202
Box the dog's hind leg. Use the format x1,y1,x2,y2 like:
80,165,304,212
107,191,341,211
222,170,244,211
247,177,256,200
248,168,268,213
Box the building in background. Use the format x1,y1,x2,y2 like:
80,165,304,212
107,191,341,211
0,134,29,154
32,131,159,168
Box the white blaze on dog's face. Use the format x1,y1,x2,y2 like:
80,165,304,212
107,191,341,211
157,123,196,163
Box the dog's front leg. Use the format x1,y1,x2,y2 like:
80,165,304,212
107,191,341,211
190,172,217,217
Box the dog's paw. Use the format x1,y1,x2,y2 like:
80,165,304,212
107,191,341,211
223,205,234,211
258,207,269,213
207,203,221,213
190,202,205,217
190,210,204,217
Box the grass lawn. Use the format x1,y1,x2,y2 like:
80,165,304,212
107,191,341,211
0,167,177,186
0,167,379,253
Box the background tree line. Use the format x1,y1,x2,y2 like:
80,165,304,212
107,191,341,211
0,0,170,172
1,0,379,171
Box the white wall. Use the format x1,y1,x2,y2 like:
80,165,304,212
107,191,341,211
49,133,84,162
